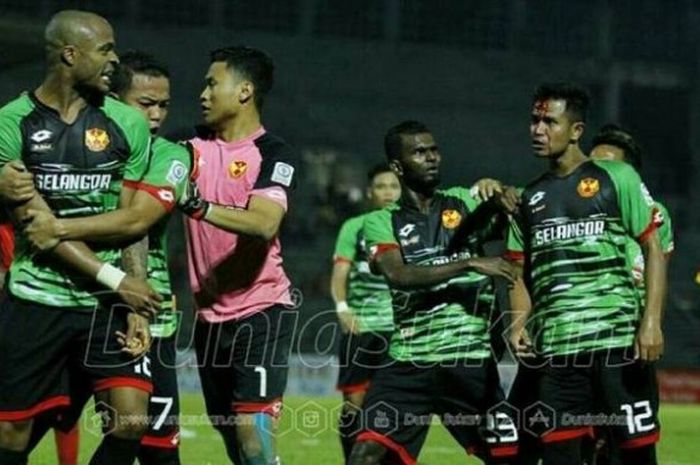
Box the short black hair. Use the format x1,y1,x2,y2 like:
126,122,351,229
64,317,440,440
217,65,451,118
111,50,169,97
532,82,590,123
367,162,395,183
210,46,274,110
384,120,431,161
592,124,643,170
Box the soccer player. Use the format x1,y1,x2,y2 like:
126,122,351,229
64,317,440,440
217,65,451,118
178,46,297,465
506,83,666,465
21,50,192,465
331,163,401,461
0,10,161,465
0,219,81,465
348,120,519,465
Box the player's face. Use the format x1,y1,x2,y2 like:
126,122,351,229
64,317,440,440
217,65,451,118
394,132,441,190
590,144,625,163
530,99,580,158
72,21,118,93
121,73,171,134
368,171,401,208
200,61,243,128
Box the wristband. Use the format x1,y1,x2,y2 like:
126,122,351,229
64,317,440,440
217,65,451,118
336,301,350,313
96,263,127,291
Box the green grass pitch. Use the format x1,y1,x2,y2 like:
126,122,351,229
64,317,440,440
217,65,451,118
30,395,699,464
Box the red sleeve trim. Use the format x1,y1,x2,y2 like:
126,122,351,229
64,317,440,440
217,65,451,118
638,221,658,244
357,430,417,465
141,429,180,449
542,426,594,444
333,256,352,265
503,250,525,262
489,445,519,458
232,397,283,419
93,377,154,394
619,431,660,449
127,181,177,212
371,243,400,261
0,395,70,421
336,380,371,394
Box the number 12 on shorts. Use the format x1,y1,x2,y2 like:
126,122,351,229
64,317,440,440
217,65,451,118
620,400,655,435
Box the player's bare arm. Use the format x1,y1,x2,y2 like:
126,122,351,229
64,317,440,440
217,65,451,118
185,189,286,240
374,247,516,290
331,260,360,334
7,188,160,317
0,161,35,203
25,187,168,247
637,230,667,362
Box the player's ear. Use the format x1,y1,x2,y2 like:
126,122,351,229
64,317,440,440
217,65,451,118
571,121,585,143
239,81,254,105
389,159,403,178
61,45,78,66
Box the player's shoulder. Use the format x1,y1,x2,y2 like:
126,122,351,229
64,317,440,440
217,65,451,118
438,185,480,210
363,205,398,225
591,159,638,179
254,131,298,163
153,136,189,157
0,93,34,122
102,96,145,122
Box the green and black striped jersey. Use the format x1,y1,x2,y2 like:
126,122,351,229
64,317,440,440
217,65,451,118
0,92,150,309
333,213,394,333
506,160,657,356
363,187,502,363
136,137,192,337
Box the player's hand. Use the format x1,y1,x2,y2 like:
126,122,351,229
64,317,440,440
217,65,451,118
117,275,162,318
509,326,534,358
337,310,361,335
178,180,211,220
0,161,35,204
116,312,152,357
466,257,517,283
493,186,521,214
23,209,64,252
470,178,503,202
635,317,664,362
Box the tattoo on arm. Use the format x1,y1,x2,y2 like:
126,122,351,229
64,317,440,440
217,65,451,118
122,235,149,280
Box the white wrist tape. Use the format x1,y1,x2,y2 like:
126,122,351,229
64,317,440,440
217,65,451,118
96,263,127,291
336,301,350,313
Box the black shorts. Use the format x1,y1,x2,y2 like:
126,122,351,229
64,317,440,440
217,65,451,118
336,331,392,394
529,349,659,450
357,359,518,465
195,305,292,422
141,335,180,449
0,294,153,421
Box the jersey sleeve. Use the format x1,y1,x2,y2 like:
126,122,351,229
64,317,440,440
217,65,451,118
333,217,362,264
504,215,526,261
441,185,505,241
106,98,152,182
598,161,656,242
654,202,674,254
363,209,399,262
0,106,25,166
136,140,192,212
251,141,298,211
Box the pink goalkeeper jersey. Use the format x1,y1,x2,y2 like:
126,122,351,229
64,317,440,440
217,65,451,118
185,126,297,323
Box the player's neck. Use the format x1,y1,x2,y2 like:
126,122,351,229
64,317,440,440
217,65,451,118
403,187,435,213
550,146,587,177
216,111,262,143
35,73,89,123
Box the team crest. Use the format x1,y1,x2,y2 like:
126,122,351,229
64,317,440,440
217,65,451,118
441,209,462,229
85,128,110,152
577,177,599,198
228,161,247,179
